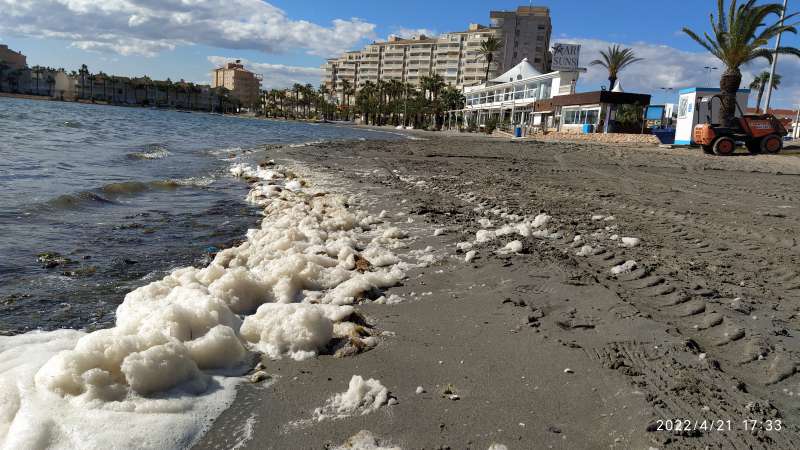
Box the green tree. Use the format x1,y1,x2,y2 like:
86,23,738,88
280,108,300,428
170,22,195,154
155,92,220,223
340,79,354,120
78,64,89,99
749,71,782,112
683,0,800,126
589,45,642,91
478,36,504,83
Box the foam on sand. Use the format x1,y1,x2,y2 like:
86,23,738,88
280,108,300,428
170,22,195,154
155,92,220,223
333,430,401,450
620,237,641,248
0,161,411,449
312,375,391,421
611,260,638,274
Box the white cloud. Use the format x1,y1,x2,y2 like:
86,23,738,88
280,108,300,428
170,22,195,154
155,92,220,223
207,56,323,90
562,37,800,108
0,0,376,58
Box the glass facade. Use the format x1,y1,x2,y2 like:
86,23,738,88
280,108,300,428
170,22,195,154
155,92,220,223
561,106,601,125
465,79,552,106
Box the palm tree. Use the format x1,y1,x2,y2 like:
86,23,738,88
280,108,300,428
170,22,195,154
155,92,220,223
683,0,800,126
78,64,89,99
478,36,504,83
589,45,643,91
31,66,43,95
340,79,353,120
749,71,782,112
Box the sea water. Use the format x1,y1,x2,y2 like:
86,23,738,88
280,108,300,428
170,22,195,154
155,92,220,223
0,97,395,334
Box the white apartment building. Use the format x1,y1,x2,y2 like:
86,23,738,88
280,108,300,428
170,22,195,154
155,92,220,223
322,6,552,103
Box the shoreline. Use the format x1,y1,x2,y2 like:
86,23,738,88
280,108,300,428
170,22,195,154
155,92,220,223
4,127,800,448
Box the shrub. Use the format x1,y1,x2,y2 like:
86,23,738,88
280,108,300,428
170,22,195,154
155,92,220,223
485,118,498,135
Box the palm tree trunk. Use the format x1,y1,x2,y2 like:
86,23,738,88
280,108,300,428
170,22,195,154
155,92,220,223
608,76,617,91
719,68,742,127
756,84,766,113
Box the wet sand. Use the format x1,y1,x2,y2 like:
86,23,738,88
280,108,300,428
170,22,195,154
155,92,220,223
197,133,800,449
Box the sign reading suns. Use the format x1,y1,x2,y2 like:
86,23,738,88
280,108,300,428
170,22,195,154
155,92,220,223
551,43,581,71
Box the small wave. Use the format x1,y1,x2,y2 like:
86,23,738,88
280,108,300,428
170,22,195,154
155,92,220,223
170,176,215,187
43,180,186,211
47,191,116,209
100,180,181,196
206,147,243,157
288,140,328,148
127,144,170,160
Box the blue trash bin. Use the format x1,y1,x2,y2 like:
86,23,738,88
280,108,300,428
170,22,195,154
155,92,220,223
582,124,594,134
514,126,522,138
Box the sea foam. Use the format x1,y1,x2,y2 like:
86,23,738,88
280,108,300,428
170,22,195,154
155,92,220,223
0,159,410,449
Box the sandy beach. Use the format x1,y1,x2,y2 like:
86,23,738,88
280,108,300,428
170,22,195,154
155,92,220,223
190,133,800,449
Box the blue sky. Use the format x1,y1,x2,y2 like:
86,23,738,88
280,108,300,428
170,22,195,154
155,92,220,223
2,0,800,108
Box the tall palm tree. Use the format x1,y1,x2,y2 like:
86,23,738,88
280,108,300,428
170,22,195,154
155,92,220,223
683,0,800,126
78,64,89,99
31,66,43,95
340,79,353,120
589,45,643,91
478,36,504,83
749,71,782,112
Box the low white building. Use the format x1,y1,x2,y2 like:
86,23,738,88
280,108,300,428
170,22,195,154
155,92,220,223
447,58,581,130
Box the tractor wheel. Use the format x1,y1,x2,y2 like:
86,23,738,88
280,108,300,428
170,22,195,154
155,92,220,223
712,136,736,156
745,139,761,154
701,144,714,154
760,134,783,154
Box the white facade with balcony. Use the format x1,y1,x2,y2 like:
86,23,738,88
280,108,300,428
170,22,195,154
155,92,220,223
448,58,582,130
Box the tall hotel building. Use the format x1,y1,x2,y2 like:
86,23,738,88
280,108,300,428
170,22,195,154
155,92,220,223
322,6,552,102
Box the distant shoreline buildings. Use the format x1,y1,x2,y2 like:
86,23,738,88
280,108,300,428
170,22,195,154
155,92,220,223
0,45,257,112
211,60,262,107
323,6,552,102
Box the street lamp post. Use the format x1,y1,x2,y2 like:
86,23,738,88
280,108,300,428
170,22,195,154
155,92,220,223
764,0,789,113
703,66,718,86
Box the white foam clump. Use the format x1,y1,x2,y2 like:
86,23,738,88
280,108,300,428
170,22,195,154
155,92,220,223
531,213,551,228
497,240,523,254
575,245,594,257
240,303,349,360
465,250,478,263
0,330,239,450
313,375,390,421
475,229,496,243
456,242,473,251
374,294,403,305
433,228,445,236
333,430,401,450
620,237,641,248
1,163,411,449
488,445,509,450
611,260,637,274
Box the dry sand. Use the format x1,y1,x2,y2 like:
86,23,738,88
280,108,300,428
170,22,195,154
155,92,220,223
196,132,800,449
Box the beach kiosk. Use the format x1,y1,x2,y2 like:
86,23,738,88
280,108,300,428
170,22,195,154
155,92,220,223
674,87,750,146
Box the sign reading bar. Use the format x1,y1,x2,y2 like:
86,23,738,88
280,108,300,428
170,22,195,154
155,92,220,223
551,43,581,71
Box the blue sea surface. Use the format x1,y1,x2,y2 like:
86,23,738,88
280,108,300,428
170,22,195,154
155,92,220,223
0,97,397,333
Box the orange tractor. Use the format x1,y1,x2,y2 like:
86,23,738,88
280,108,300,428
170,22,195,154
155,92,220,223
693,95,787,155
